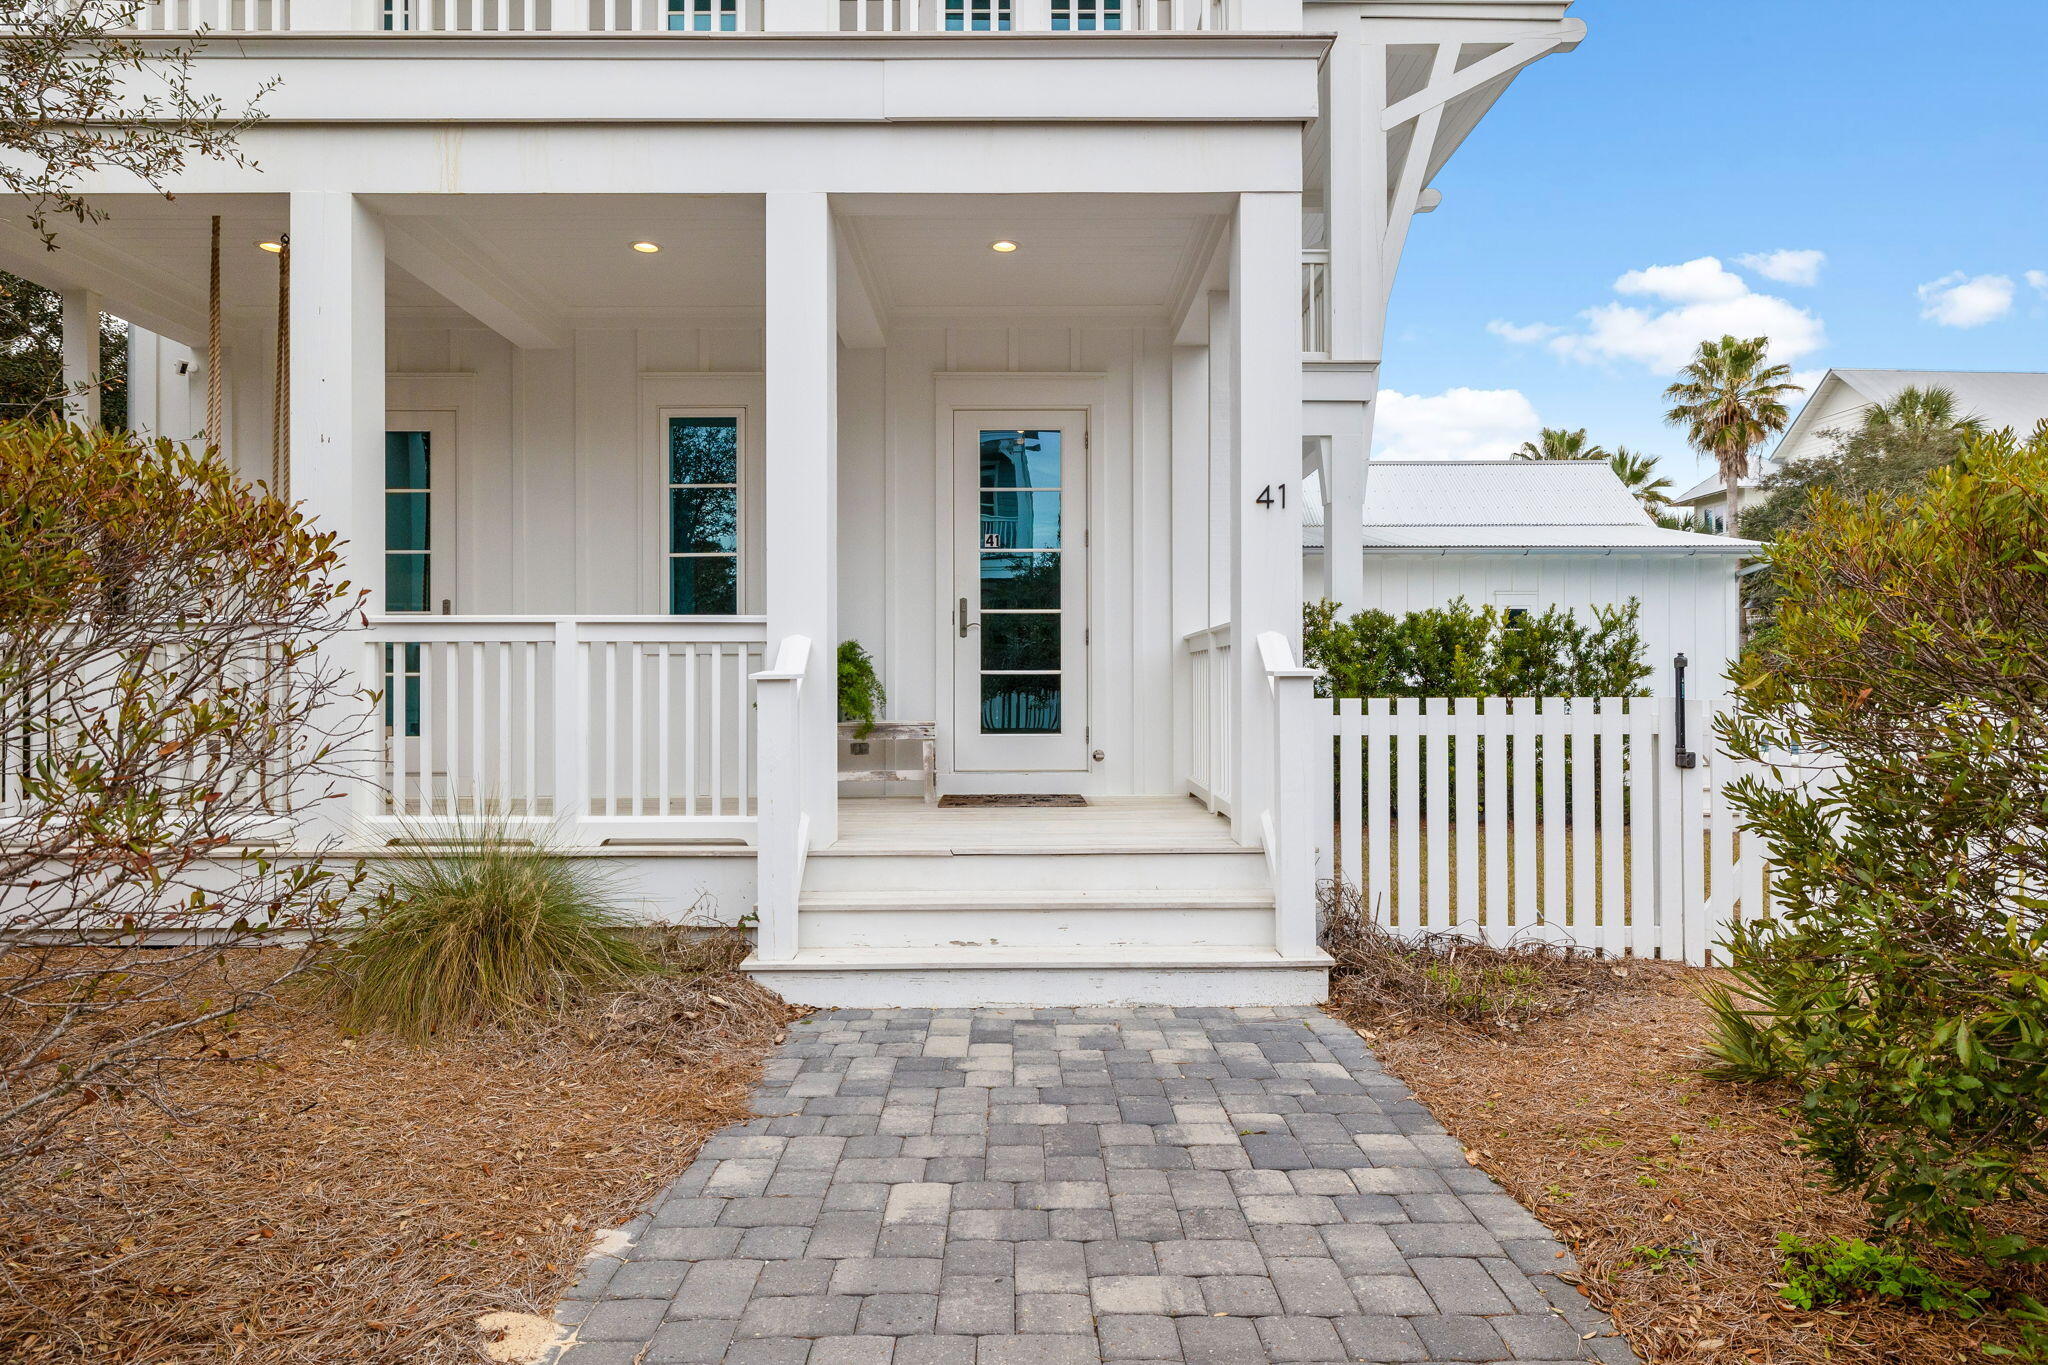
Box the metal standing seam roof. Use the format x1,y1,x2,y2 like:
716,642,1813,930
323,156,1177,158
1304,460,1759,555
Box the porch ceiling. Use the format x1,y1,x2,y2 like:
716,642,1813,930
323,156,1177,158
838,194,1230,329
0,191,1229,348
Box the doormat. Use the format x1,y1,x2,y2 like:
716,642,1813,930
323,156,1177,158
937,794,1087,808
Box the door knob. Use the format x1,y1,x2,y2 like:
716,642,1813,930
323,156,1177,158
957,597,979,638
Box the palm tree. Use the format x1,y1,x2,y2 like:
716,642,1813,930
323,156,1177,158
1662,335,1804,529
1511,427,1609,463
1854,384,1984,445
1607,446,1674,512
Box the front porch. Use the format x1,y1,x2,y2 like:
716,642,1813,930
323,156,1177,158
12,171,1324,1000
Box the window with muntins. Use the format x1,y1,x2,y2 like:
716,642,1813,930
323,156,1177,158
668,416,740,615
383,431,431,737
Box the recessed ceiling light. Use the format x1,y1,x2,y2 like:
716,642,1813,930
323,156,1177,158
990,240,1019,253
631,240,662,254
256,240,284,253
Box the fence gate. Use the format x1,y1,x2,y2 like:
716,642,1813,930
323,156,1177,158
1314,696,1790,966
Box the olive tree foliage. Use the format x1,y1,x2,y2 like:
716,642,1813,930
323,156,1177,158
1712,423,2048,1262
1,0,270,248
0,423,369,1170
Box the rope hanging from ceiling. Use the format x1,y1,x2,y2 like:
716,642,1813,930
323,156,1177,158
270,235,291,500
205,215,223,452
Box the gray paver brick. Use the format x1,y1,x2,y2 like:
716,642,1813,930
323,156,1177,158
553,1008,1638,1365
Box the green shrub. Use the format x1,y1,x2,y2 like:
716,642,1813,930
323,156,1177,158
328,828,658,1038
838,639,886,738
1303,596,1650,699
1699,969,1795,1084
1716,424,2048,1264
1776,1235,1988,1316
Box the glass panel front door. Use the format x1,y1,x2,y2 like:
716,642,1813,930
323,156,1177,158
952,412,1088,774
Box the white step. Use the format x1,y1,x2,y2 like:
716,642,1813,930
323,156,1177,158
801,847,1272,895
796,888,1277,950
743,945,1333,1008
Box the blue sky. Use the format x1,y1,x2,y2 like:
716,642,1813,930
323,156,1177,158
1379,0,2048,488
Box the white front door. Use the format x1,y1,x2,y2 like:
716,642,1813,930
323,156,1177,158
951,411,1089,774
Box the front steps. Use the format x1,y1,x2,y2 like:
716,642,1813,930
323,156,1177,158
742,805,1332,1007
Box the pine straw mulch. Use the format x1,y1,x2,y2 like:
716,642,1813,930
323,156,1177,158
1328,963,2048,1365
0,933,804,1365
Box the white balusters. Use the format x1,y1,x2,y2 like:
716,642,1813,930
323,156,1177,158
358,615,767,841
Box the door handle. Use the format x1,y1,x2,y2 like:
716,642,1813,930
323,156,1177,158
957,597,978,638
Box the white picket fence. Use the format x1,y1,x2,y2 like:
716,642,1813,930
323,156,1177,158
1313,695,1794,965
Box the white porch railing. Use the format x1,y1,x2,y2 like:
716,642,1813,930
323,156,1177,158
123,0,1229,30
748,634,811,962
1183,622,1233,815
840,0,1224,33
1300,249,1330,358
1258,631,1322,959
356,615,765,842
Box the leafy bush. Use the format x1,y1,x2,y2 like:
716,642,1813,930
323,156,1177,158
838,639,886,738
0,421,363,1169
1776,1235,1988,1316
1303,596,1650,700
328,828,658,1039
1715,424,2048,1263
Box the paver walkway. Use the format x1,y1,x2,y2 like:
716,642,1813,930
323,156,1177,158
551,1008,1637,1365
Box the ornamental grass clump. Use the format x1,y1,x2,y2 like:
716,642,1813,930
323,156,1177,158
330,830,659,1039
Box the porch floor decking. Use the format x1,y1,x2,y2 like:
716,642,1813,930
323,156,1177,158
827,797,1247,855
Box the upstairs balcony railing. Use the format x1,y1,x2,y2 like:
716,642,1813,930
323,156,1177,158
127,0,1233,32
1299,248,1329,358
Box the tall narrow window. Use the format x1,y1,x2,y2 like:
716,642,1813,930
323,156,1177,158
385,431,432,612
384,431,431,738
667,416,740,615
977,429,1063,734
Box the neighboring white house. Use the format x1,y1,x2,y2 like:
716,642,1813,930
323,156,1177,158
1306,461,1756,695
7,0,1596,1006
1672,368,2048,532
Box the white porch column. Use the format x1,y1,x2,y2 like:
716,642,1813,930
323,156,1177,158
763,192,839,847
1322,406,1369,610
1321,27,1382,363
288,192,386,837
289,192,385,578
60,289,103,427
1228,191,1305,843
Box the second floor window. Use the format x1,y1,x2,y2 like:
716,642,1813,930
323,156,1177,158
668,416,740,614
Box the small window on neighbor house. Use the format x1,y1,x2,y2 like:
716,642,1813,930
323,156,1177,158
667,416,740,615
1494,590,1537,626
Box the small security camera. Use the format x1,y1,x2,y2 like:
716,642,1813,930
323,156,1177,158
175,360,192,374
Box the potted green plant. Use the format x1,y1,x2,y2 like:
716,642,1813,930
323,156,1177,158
837,639,886,739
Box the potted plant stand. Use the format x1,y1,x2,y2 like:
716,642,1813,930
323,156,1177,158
837,721,937,805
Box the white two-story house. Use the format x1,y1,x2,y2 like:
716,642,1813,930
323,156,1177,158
11,0,1582,1005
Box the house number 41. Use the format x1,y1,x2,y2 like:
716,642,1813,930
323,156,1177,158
1256,483,1287,509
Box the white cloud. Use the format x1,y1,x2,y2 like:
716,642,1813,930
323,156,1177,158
1613,256,1752,305
1787,369,1827,401
1918,272,2015,328
1737,249,1827,287
1373,387,1542,462
1505,255,1827,374
2027,269,2048,298
1486,319,1560,345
